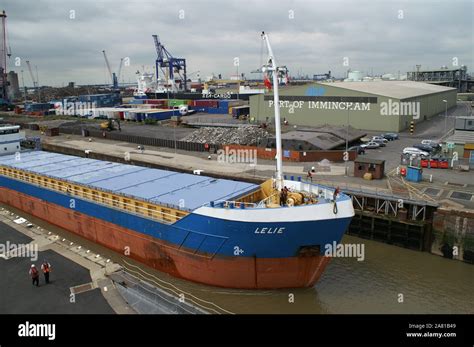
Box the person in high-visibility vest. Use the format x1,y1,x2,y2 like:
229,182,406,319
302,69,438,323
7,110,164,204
29,264,39,287
41,260,51,284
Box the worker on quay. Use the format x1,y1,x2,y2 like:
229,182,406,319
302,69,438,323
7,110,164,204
307,170,313,182
41,260,52,284
29,264,39,287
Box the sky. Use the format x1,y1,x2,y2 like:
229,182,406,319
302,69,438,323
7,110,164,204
2,0,473,87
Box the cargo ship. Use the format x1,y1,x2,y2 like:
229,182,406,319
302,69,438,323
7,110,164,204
0,34,354,289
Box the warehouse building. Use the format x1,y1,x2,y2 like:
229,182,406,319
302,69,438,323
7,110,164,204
250,81,457,132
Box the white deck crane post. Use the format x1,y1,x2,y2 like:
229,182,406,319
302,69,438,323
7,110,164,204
261,31,284,191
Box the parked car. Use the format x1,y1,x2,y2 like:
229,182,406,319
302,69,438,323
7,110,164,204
421,139,441,150
371,138,387,147
348,145,365,154
361,141,380,149
403,147,429,157
372,136,388,143
413,143,435,153
381,133,399,140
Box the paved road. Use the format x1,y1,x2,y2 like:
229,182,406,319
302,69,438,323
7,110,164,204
360,104,472,184
0,222,115,314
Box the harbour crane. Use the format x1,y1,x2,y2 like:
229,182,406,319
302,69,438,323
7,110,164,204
117,57,124,83
0,10,9,102
152,34,187,92
102,50,123,90
25,60,40,102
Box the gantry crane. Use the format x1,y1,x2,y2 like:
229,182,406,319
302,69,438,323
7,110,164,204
152,34,187,91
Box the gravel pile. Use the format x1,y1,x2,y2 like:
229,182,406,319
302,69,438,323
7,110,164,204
182,126,270,145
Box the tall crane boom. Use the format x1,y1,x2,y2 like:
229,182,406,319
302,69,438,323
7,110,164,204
25,60,36,87
25,60,41,102
102,50,113,81
0,10,8,101
117,58,124,82
102,50,118,89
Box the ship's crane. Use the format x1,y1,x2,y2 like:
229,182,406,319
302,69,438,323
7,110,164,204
152,34,187,92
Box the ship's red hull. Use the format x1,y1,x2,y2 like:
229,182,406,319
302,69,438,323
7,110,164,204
0,188,331,289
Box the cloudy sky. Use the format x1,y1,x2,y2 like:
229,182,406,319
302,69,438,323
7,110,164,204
3,0,473,86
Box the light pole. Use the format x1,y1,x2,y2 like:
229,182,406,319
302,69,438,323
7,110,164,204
345,108,349,176
442,100,448,135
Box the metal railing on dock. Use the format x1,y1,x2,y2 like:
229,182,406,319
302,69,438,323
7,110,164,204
59,126,218,153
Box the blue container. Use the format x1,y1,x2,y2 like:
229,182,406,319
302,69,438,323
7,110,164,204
406,166,422,182
25,103,52,112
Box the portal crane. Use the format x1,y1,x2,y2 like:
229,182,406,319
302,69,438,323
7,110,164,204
152,34,187,91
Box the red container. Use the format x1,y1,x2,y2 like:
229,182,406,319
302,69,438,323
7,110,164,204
193,100,218,108
429,160,438,168
144,99,166,105
421,160,428,168
439,161,449,169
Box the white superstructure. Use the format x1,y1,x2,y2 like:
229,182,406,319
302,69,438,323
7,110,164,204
0,125,24,155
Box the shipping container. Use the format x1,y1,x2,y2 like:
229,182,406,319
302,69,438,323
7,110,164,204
129,99,144,105
167,99,188,107
142,109,178,121
192,100,219,108
24,103,52,112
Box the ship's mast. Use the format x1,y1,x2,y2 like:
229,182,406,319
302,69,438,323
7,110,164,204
261,32,283,191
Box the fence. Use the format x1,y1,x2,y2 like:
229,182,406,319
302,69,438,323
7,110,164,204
59,126,216,153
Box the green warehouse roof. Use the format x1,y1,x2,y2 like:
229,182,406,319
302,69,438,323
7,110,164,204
318,81,456,99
